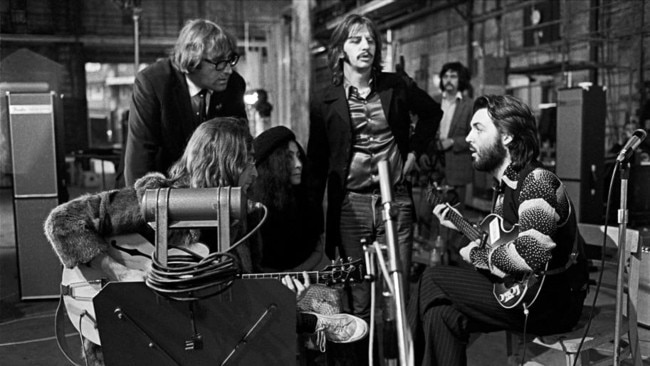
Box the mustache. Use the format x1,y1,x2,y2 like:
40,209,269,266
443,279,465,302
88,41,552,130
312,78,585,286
340,52,374,64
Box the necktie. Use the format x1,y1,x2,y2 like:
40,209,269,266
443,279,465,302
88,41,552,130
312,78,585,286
197,89,207,123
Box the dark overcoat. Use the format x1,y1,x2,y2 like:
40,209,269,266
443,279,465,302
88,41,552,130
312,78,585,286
122,58,247,186
307,72,442,257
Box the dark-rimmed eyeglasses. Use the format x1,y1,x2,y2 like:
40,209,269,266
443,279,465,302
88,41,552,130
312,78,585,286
203,53,240,71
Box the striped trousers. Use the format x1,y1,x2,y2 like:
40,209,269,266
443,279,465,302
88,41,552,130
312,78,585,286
406,264,585,366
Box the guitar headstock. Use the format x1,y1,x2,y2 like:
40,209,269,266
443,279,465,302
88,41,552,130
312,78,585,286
319,259,364,286
425,181,459,207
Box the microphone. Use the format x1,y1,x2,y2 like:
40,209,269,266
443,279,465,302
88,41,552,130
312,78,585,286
141,187,265,223
616,129,648,163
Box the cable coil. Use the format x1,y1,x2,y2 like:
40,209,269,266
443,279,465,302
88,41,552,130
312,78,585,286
145,248,240,301
145,204,268,302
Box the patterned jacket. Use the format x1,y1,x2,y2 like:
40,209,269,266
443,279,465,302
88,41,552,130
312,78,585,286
467,162,588,293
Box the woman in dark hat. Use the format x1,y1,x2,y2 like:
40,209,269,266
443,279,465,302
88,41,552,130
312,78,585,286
250,126,325,271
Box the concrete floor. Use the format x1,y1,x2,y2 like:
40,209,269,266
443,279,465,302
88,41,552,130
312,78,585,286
1,187,649,365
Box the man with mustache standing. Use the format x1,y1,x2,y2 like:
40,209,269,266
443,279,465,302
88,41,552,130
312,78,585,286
117,19,247,187
407,95,589,366
419,61,474,261
307,14,441,364
422,62,474,209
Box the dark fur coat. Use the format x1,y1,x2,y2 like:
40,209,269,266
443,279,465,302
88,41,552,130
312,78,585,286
44,173,254,271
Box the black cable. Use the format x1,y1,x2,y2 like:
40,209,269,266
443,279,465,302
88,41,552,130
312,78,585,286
146,251,240,301
571,162,618,366
519,303,530,366
226,204,268,254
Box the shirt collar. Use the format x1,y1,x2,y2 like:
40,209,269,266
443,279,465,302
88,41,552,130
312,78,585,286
343,77,374,99
185,76,212,98
442,90,463,101
500,163,518,190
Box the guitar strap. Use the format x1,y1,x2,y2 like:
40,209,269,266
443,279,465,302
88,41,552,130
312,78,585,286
55,292,85,366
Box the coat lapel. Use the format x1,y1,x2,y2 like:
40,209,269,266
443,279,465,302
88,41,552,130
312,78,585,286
449,96,470,135
323,85,351,130
172,70,198,136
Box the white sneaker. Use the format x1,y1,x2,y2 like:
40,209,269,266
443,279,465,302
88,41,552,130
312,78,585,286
308,312,368,352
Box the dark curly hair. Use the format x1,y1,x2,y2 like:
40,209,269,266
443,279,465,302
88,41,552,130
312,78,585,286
473,95,540,170
439,61,471,93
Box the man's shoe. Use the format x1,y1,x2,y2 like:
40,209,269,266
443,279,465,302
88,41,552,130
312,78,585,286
308,312,368,344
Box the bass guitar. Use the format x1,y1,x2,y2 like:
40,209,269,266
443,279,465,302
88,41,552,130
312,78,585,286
60,234,363,345
426,184,546,309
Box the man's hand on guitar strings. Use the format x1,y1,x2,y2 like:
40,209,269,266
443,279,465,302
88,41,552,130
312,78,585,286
282,271,310,300
459,240,480,264
432,203,460,231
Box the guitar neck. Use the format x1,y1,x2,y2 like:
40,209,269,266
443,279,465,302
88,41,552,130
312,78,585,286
242,271,323,284
426,190,482,242
446,210,482,242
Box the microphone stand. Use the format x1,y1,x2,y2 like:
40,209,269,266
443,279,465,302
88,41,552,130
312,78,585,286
377,161,411,366
613,161,629,366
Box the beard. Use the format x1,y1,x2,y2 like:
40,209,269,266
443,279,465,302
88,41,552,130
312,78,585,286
472,136,508,173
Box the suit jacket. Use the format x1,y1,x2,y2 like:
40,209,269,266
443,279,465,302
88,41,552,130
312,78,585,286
121,58,247,186
308,72,442,258
434,93,474,186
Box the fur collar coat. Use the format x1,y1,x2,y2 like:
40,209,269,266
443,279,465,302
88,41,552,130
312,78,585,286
44,173,254,272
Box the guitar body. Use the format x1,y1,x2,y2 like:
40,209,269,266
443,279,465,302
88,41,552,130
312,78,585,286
61,264,108,345
474,214,546,309
427,191,548,309
60,234,208,345
476,213,518,249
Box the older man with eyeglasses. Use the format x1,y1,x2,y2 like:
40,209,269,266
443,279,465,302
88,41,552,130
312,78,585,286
118,19,248,187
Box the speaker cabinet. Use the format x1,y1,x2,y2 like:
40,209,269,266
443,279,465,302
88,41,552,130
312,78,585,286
13,198,62,299
7,92,62,299
556,87,606,224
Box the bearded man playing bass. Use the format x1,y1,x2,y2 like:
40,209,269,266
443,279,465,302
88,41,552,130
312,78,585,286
407,94,589,366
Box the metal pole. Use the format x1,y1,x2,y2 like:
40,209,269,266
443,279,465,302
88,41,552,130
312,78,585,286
378,161,411,366
133,6,141,74
614,162,630,366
